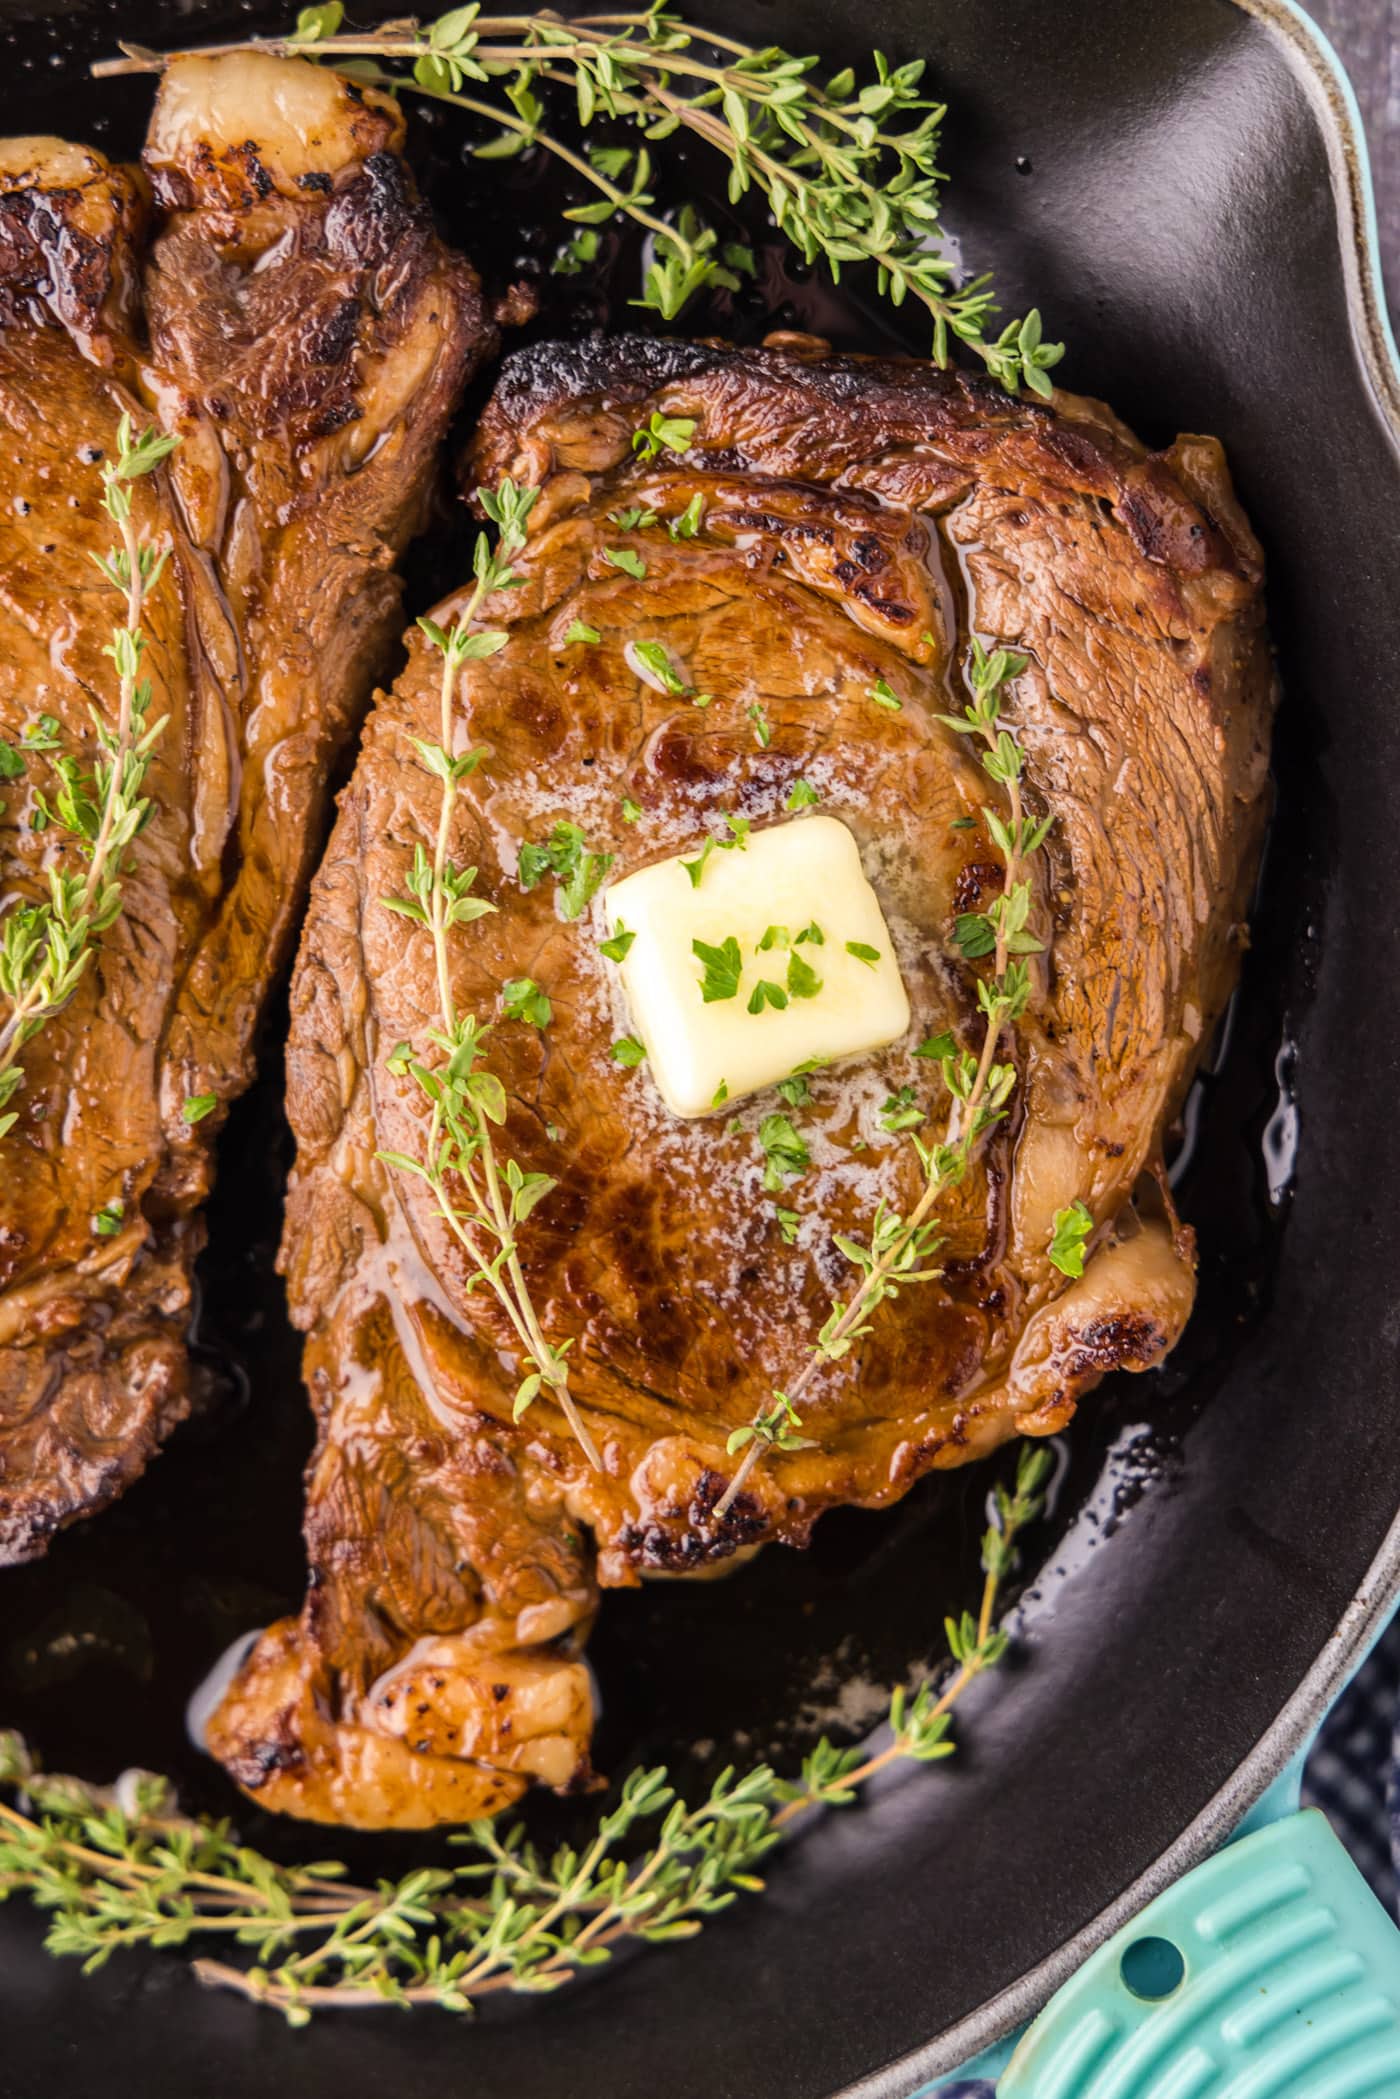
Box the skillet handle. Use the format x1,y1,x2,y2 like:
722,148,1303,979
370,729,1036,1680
997,1810,1400,2097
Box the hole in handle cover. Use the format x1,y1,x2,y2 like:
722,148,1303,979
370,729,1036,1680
1119,1936,1186,2002
998,1811,1400,2098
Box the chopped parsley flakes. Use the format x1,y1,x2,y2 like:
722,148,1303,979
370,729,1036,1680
518,820,614,920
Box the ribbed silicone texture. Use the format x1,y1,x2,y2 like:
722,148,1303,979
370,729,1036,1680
999,1812,1400,2098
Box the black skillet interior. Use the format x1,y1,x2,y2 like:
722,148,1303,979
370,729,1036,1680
2,0,1399,2093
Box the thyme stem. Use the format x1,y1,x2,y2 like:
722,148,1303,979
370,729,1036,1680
716,641,1046,1518
2,1444,1049,2022
357,60,698,263
375,481,601,1470
0,417,179,1143
93,7,1064,387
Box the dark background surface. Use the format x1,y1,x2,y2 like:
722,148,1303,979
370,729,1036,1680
2,1,1400,2096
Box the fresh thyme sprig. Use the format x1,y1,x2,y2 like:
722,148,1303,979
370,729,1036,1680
95,5,1063,394
0,1441,1049,2022
716,640,1048,1518
0,416,178,1144
376,479,601,1469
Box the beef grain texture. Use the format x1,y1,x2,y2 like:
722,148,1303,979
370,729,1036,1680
208,330,1275,1828
0,54,493,1565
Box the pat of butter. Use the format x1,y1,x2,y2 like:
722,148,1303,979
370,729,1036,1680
604,814,911,1118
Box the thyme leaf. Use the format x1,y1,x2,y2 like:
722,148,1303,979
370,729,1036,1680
375,479,600,1470
0,1443,1048,2021
0,416,179,1143
727,1390,813,1456
99,10,1064,393
716,637,1050,1516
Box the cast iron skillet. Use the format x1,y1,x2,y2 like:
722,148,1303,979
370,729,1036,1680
2,0,1399,2091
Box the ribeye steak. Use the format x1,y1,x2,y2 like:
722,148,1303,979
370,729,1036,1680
208,331,1274,1827
0,54,492,1563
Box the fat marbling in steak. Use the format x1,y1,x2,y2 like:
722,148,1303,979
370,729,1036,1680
0,55,493,1563
208,331,1274,1827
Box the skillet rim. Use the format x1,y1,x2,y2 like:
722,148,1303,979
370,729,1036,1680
0,0,1395,2087
846,0,1400,2084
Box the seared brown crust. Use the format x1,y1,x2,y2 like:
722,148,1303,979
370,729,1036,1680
210,330,1274,1826
0,140,146,352
476,332,1251,583
0,143,198,1560
140,59,493,1113
0,61,492,1565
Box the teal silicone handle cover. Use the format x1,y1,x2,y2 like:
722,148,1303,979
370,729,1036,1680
998,1810,1400,2098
